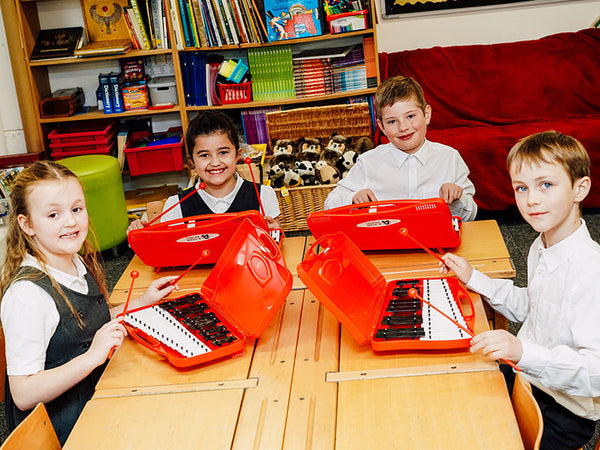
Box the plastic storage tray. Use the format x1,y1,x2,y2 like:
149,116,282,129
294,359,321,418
47,120,118,145
124,129,183,176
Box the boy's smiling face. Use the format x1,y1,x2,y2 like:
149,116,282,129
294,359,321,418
377,97,431,154
510,158,590,247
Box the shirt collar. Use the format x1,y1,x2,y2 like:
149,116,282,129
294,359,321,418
535,219,590,273
198,174,244,209
385,140,430,167
22,253,88,285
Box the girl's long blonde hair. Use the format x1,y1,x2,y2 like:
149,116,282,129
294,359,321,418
0,161,108,324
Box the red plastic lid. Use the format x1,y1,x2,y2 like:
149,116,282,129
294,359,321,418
201,219,292,338
297,232,386,345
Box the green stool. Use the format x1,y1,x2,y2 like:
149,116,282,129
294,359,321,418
59,155,128,253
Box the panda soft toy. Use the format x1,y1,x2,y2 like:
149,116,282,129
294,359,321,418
267,161,286,188
295,160,317,186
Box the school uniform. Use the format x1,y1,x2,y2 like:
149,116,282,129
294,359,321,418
160,176,280,222
2,256,110,445
323,140,478,221
467,221,600,448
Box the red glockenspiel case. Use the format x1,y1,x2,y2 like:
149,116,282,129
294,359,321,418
297,232,474,351
123,220,293,367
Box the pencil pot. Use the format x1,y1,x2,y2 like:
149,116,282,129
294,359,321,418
218,82,252,104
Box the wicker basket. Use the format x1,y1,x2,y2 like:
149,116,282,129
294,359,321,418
265,103,372,146
275,184,336,232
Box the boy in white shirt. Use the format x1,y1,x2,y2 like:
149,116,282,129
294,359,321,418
324,76,477,221
442,131,600,449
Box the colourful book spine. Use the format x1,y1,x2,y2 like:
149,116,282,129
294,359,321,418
130,0,152,49
191,0,208,47
186,0,200,47
99,73,113,114
109,72,124,113
177,0,193,46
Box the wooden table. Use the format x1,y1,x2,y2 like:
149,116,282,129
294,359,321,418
64,220,522,449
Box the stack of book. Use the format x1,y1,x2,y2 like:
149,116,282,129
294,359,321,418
170,0,269,49
331,46,367,93
180,51,208,106
292,58,333,98
123,0,170,50
241,106,280,145
247,46,295,101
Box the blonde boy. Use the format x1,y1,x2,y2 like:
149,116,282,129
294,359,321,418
324,76,477,221
442,131,600,448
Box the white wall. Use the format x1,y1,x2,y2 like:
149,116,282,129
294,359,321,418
375,0,600,52
0,11,27,155
0,0,599,152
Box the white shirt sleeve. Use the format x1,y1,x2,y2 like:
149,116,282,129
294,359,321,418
323,158,368,209
1,280,60,376
160,193,183,222
260,184,280,219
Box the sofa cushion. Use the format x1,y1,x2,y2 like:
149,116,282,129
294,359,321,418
380,29,600,131
427,117,600,211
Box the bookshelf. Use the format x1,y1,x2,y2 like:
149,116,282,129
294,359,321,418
1,0,380,162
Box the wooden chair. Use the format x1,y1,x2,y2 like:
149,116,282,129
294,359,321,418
0,403,61,450
512,372,543,450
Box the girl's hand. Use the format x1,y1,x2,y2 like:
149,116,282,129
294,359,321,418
352,189,378,204
470,330,523,365
88,318,127,364
136,276,179,307
265,216,282,230
440,252,473,284
439,183,463,204
127,219,147,235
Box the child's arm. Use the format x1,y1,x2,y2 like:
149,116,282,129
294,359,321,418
110,275,179,319
470,329,523,365
439,183,463,205
440,252,473,284
8,317,127,411
126,218,147,234
265,216,282,230
352,189,378,204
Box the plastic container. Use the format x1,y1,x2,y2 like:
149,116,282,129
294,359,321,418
148,76,178,106
123,220,293,368
218,82,251,104
327,10,367,34
47,120,118,145
51,144,115,160
124,128,183,176
49,127,117,154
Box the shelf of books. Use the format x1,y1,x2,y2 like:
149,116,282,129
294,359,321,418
6,0,379,169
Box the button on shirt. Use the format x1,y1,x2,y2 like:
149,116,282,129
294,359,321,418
323,140,477,221
466,221,600,419
161,175,280,222
1,254,89,376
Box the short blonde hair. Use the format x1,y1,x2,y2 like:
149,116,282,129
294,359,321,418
506,130,590,186
375,76,428,119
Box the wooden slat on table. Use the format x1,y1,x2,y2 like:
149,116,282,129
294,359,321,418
282,290,340,450
232,290,304,449
335,370,523,449
63,389,245,449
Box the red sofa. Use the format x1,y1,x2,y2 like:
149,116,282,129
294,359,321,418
378,28,600,211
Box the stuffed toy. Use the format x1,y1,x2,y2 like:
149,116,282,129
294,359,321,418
321,133,348,165
295,160,317,186
353,136,375,154
296,137,322,162
272,139,296,168
315,160,341,185
336,150,358,178
266,161,286,188
282,168,302,188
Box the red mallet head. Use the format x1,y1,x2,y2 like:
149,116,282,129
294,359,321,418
407,288,418,299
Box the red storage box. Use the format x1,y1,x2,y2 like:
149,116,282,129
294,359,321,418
49,128,117,154
218,82,251,104
123,220,293,368
47,120,118,145
51,143,115,160
124,129,183,176
307,198,462,251
297,232,475,351
128,210,270,269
